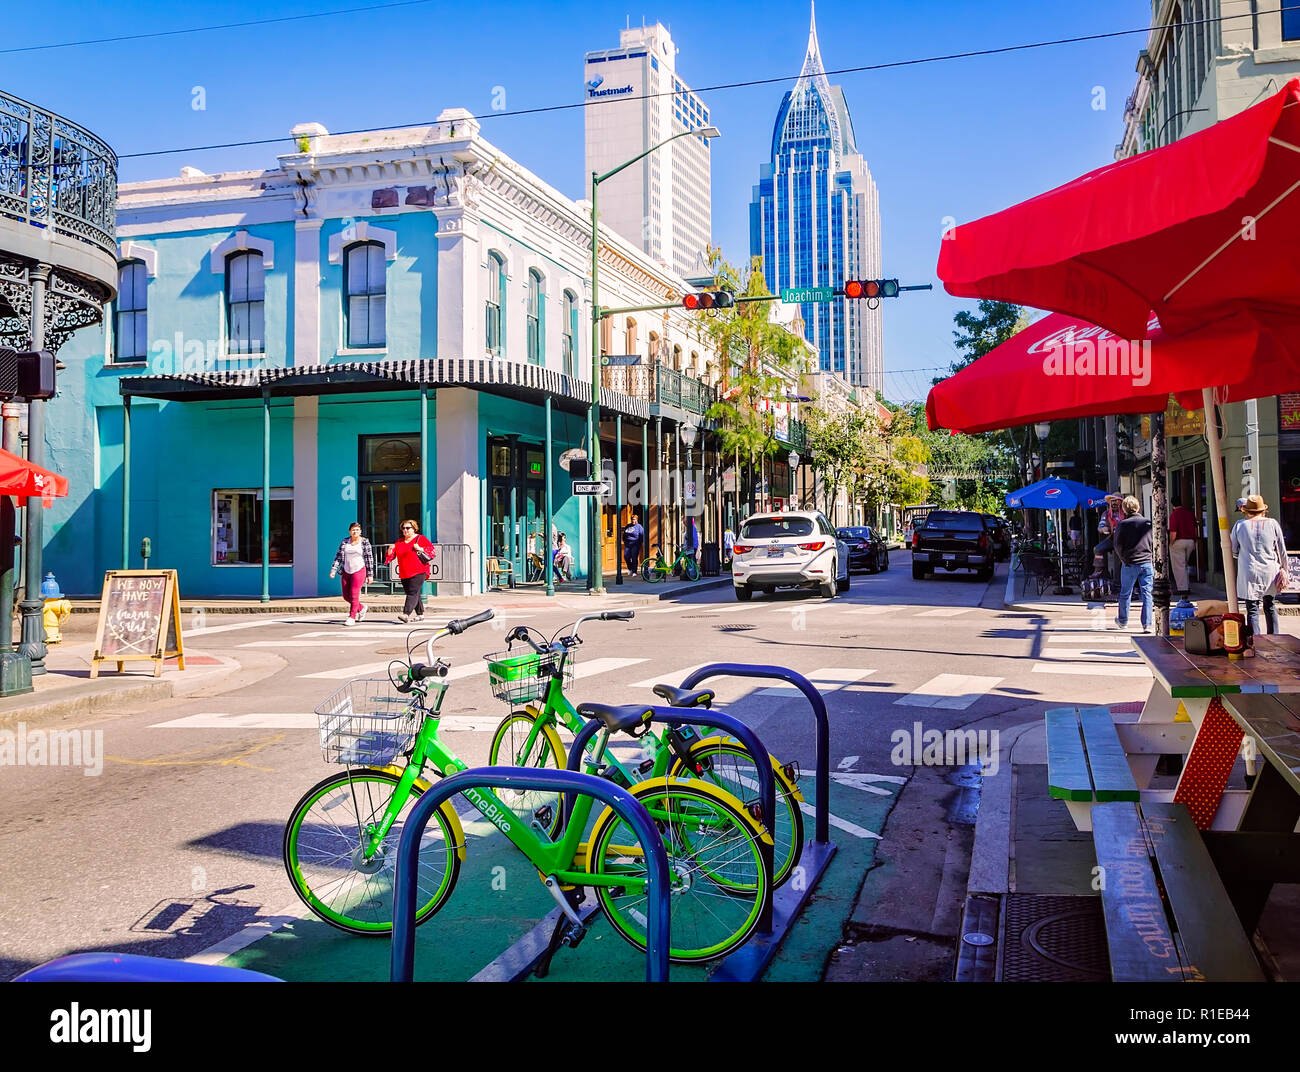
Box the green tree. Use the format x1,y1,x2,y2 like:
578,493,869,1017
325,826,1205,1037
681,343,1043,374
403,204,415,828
859,404,930,523
805,408,871,526
701,249,810,511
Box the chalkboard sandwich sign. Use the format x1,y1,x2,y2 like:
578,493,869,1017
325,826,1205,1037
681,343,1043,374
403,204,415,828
90,570,185,678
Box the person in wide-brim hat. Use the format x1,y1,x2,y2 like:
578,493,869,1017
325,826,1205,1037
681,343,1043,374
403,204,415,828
1231,492,1286,635
1242,494,1269,515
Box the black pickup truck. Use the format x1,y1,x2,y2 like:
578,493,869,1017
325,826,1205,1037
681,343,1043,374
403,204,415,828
911,509,994,582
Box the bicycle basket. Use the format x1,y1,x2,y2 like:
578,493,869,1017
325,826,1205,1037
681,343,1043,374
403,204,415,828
315,677,429,766
482,648,572,704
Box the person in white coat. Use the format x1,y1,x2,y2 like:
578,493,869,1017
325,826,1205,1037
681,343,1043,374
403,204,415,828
1230,494,1288,635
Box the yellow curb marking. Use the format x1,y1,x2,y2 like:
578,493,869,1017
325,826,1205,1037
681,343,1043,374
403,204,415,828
106,734,285,772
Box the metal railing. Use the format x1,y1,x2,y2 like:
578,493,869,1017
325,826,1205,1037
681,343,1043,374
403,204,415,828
0,88,116,260
600,363,718,417
363,542,475,595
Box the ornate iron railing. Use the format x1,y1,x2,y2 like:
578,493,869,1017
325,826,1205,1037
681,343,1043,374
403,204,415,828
600,363,718,417
0,88,117,259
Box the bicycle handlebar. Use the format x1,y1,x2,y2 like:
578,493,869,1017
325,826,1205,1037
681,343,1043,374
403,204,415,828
447,609,495,635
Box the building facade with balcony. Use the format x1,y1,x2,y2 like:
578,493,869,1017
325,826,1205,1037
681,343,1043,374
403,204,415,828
42,108,732,597
1,87,116,680
1116,1,1300,588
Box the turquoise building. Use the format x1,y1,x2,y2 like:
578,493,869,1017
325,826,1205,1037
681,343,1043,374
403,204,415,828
44,109,726,598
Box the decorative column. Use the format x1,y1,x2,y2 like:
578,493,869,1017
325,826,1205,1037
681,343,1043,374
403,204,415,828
18,264,51,673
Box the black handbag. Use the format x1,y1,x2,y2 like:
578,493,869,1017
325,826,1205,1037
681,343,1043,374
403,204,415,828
414,542,433,565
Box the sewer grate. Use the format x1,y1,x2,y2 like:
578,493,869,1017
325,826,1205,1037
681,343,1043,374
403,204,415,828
999,894,1109,982
715,624,755,632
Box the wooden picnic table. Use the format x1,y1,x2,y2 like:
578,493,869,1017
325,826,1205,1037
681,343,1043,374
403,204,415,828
1123,634,1300,830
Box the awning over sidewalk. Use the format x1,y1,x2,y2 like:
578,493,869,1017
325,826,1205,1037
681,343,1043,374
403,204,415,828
117,356,652,420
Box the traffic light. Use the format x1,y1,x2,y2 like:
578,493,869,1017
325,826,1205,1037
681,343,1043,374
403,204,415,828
682,290,735,311
0,349,56,401
843,279,900,300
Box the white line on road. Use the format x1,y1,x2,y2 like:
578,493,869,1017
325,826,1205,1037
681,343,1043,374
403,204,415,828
239,640,378,647
640,603,750,615
1031,663,1152,678
151,712,317,728
628,664,711,689
845,605,908,615
915,608,977,617
300,660,487,681
797,800,881,839
1039,649,1141,660
572,657,647,680
895,674,1002,710
1044,634,1134,645
757,667,876,696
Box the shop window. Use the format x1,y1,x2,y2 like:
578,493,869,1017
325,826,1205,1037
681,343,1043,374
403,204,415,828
213,489,293,564
361,435,421,473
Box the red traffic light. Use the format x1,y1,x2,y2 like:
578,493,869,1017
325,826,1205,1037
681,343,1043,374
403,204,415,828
844,280,864,299
844,279,900,300
684,290,734,310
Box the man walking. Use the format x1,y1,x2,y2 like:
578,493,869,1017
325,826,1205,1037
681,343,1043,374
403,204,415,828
1113,495,1154,633
622,513,645,575
1168,494,1198,597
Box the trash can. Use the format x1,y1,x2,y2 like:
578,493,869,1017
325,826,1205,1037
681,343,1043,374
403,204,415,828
700,542,720,577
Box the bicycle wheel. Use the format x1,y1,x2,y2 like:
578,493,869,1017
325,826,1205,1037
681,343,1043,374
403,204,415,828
587,778,771,963
683,556,700,581
640,560,659,583
283,767,462,935
669,740,804,888
487,709,566,839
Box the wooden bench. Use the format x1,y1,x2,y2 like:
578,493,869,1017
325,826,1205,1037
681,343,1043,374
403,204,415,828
1045,706,1139,830
1091,801,1264,981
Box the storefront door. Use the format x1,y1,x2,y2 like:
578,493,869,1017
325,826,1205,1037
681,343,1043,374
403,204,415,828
487,437,547,579
359,434,423,545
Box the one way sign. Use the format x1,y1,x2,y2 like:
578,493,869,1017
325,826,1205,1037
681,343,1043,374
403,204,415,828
572,480,611,496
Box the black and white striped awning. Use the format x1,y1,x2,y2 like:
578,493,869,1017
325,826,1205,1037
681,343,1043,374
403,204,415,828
118,357,651,420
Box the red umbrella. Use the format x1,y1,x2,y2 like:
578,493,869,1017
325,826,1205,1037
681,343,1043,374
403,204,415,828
937,79,1300,341
926,309,1300,434
0,449,68,500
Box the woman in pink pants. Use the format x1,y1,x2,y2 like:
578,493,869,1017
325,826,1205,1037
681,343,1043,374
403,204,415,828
329,522,374,624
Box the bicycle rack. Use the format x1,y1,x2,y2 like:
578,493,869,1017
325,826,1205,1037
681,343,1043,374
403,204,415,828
676,663,837,983
563,707,777,933
391,766,671,983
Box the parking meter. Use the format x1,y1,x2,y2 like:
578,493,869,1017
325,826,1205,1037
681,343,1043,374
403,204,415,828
140,536,152,568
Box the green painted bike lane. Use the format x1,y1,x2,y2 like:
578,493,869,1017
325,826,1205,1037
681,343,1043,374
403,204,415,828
217,779,895,982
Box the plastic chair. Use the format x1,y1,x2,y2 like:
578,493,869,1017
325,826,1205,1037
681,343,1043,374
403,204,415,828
486,557,515,589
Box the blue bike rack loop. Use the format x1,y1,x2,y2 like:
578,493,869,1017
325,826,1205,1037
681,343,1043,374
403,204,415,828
391,766,671,983
565,708,778,934
681,663,832,845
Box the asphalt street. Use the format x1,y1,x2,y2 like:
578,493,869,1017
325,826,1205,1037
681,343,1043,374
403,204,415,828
0,561,1173,980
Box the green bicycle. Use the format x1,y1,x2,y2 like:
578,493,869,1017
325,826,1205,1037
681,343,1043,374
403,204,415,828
487,615,805,887
640,544,700,583
282,610,773,963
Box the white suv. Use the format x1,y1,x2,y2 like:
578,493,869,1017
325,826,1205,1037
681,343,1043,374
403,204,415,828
731,511,850,601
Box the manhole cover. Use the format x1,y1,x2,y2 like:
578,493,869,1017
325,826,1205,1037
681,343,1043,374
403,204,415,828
1000,894,1108,982
962,932,995,947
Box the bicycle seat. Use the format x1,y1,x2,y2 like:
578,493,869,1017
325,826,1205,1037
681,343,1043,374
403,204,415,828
651,684,715,709
576,702,654,735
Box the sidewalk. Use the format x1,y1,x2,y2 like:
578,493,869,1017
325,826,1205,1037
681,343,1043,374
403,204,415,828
58,573,732,616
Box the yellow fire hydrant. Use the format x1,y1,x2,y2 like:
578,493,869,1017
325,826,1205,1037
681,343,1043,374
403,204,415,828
41,572,71,644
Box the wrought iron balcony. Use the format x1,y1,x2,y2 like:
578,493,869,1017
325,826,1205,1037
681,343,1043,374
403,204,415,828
1,88,117,262
601,362,718,417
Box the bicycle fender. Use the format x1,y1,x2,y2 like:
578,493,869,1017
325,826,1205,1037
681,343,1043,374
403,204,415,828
673,736,806,803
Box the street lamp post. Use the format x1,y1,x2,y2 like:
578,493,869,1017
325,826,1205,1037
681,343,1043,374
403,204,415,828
589,125,720,593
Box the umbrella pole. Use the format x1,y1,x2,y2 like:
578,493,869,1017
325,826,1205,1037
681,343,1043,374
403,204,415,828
1202,387,1240,615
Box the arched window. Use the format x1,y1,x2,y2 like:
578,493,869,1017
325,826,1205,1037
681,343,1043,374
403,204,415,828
345,241,386,348
648,331,661,363
672,344,683,372
562,289,578,376
527,270,545,364
624,317,638,357
226,251,265,355
689,349,699,375
113,259,148,363
485,251,505,355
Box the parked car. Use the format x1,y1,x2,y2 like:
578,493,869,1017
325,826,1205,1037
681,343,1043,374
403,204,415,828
911,509,994,581
980,514,1013,562
836,526,889,573
732,511,850,601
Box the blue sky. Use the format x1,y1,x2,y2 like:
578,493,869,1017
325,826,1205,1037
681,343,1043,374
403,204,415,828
6,0,1148,401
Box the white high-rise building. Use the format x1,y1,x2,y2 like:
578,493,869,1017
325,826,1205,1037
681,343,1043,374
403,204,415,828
584,22,713,277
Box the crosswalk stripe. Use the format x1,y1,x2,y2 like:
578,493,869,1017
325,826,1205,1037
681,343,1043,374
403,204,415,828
915,608,977,617
845,605,908,615
628,664,711,689
240,640,377,647
1044,634,1133,645
151,712,317,728
894,674,1002,710
572,657,647,680
300,661,487,681
1040,649,1140,660
757,667,876,696
1032,663,1152,678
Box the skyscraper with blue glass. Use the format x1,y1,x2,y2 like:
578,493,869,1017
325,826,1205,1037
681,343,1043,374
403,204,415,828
750,5,883,394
